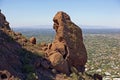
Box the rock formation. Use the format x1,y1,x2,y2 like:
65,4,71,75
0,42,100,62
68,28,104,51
0,10,11,30
0,11,98,80
0,11,55,80
46,11,87,74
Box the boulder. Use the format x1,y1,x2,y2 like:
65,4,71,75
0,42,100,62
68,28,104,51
46,11,87,74
48,51,69,74
29,37,36,44
0,70,15,80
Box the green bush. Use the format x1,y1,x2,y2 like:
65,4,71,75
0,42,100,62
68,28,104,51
70,73,80,80
22,64,34,73
26,73,38,80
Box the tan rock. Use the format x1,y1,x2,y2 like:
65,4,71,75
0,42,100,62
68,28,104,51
29,37,36,44
40,42,47,47
21,38,27,42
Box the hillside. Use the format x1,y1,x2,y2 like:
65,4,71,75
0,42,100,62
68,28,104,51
0,11,120,80
14,29,120,80
0,27,58,80
0,11,98,80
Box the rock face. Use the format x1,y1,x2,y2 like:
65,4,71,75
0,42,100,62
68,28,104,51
46,11,87,74
0,11,96,80
0,10,11,30
0,29,23,79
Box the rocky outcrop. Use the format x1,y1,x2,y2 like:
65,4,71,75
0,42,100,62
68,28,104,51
0,11,97,80
0,12,57,80
46,11,87,74
29,37,36,44
0,10,11,30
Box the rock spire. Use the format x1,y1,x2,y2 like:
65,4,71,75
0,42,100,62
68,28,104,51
46,11,87,74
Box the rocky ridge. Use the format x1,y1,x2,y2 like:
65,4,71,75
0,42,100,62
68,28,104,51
0,10,11,30
0,11,102,80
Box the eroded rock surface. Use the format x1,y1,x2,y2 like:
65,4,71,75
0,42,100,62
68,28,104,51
46,11,87,74
0,11,92,79
0,10,11,30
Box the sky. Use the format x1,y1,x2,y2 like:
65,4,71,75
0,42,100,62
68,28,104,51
0,0,120,29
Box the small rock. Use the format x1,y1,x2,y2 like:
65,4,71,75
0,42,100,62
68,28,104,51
42,47,48,51
52,69,57,74
29,37,36,44
21,38,27,42
40,42,47,47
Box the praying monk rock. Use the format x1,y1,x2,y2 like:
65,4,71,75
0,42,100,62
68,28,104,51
46,11,87,74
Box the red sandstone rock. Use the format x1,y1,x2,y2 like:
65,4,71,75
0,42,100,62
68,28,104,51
46,11,87,74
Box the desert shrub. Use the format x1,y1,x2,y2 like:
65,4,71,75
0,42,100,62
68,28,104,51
26,73,38,80
69,66,85,80
22,64,34,73
14,77,21,80
40,74,53,80
70,73,80,80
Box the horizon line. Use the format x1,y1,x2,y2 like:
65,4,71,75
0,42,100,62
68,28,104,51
11,25,120,29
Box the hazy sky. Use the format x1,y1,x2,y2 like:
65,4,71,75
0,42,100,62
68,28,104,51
0,0,120,28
